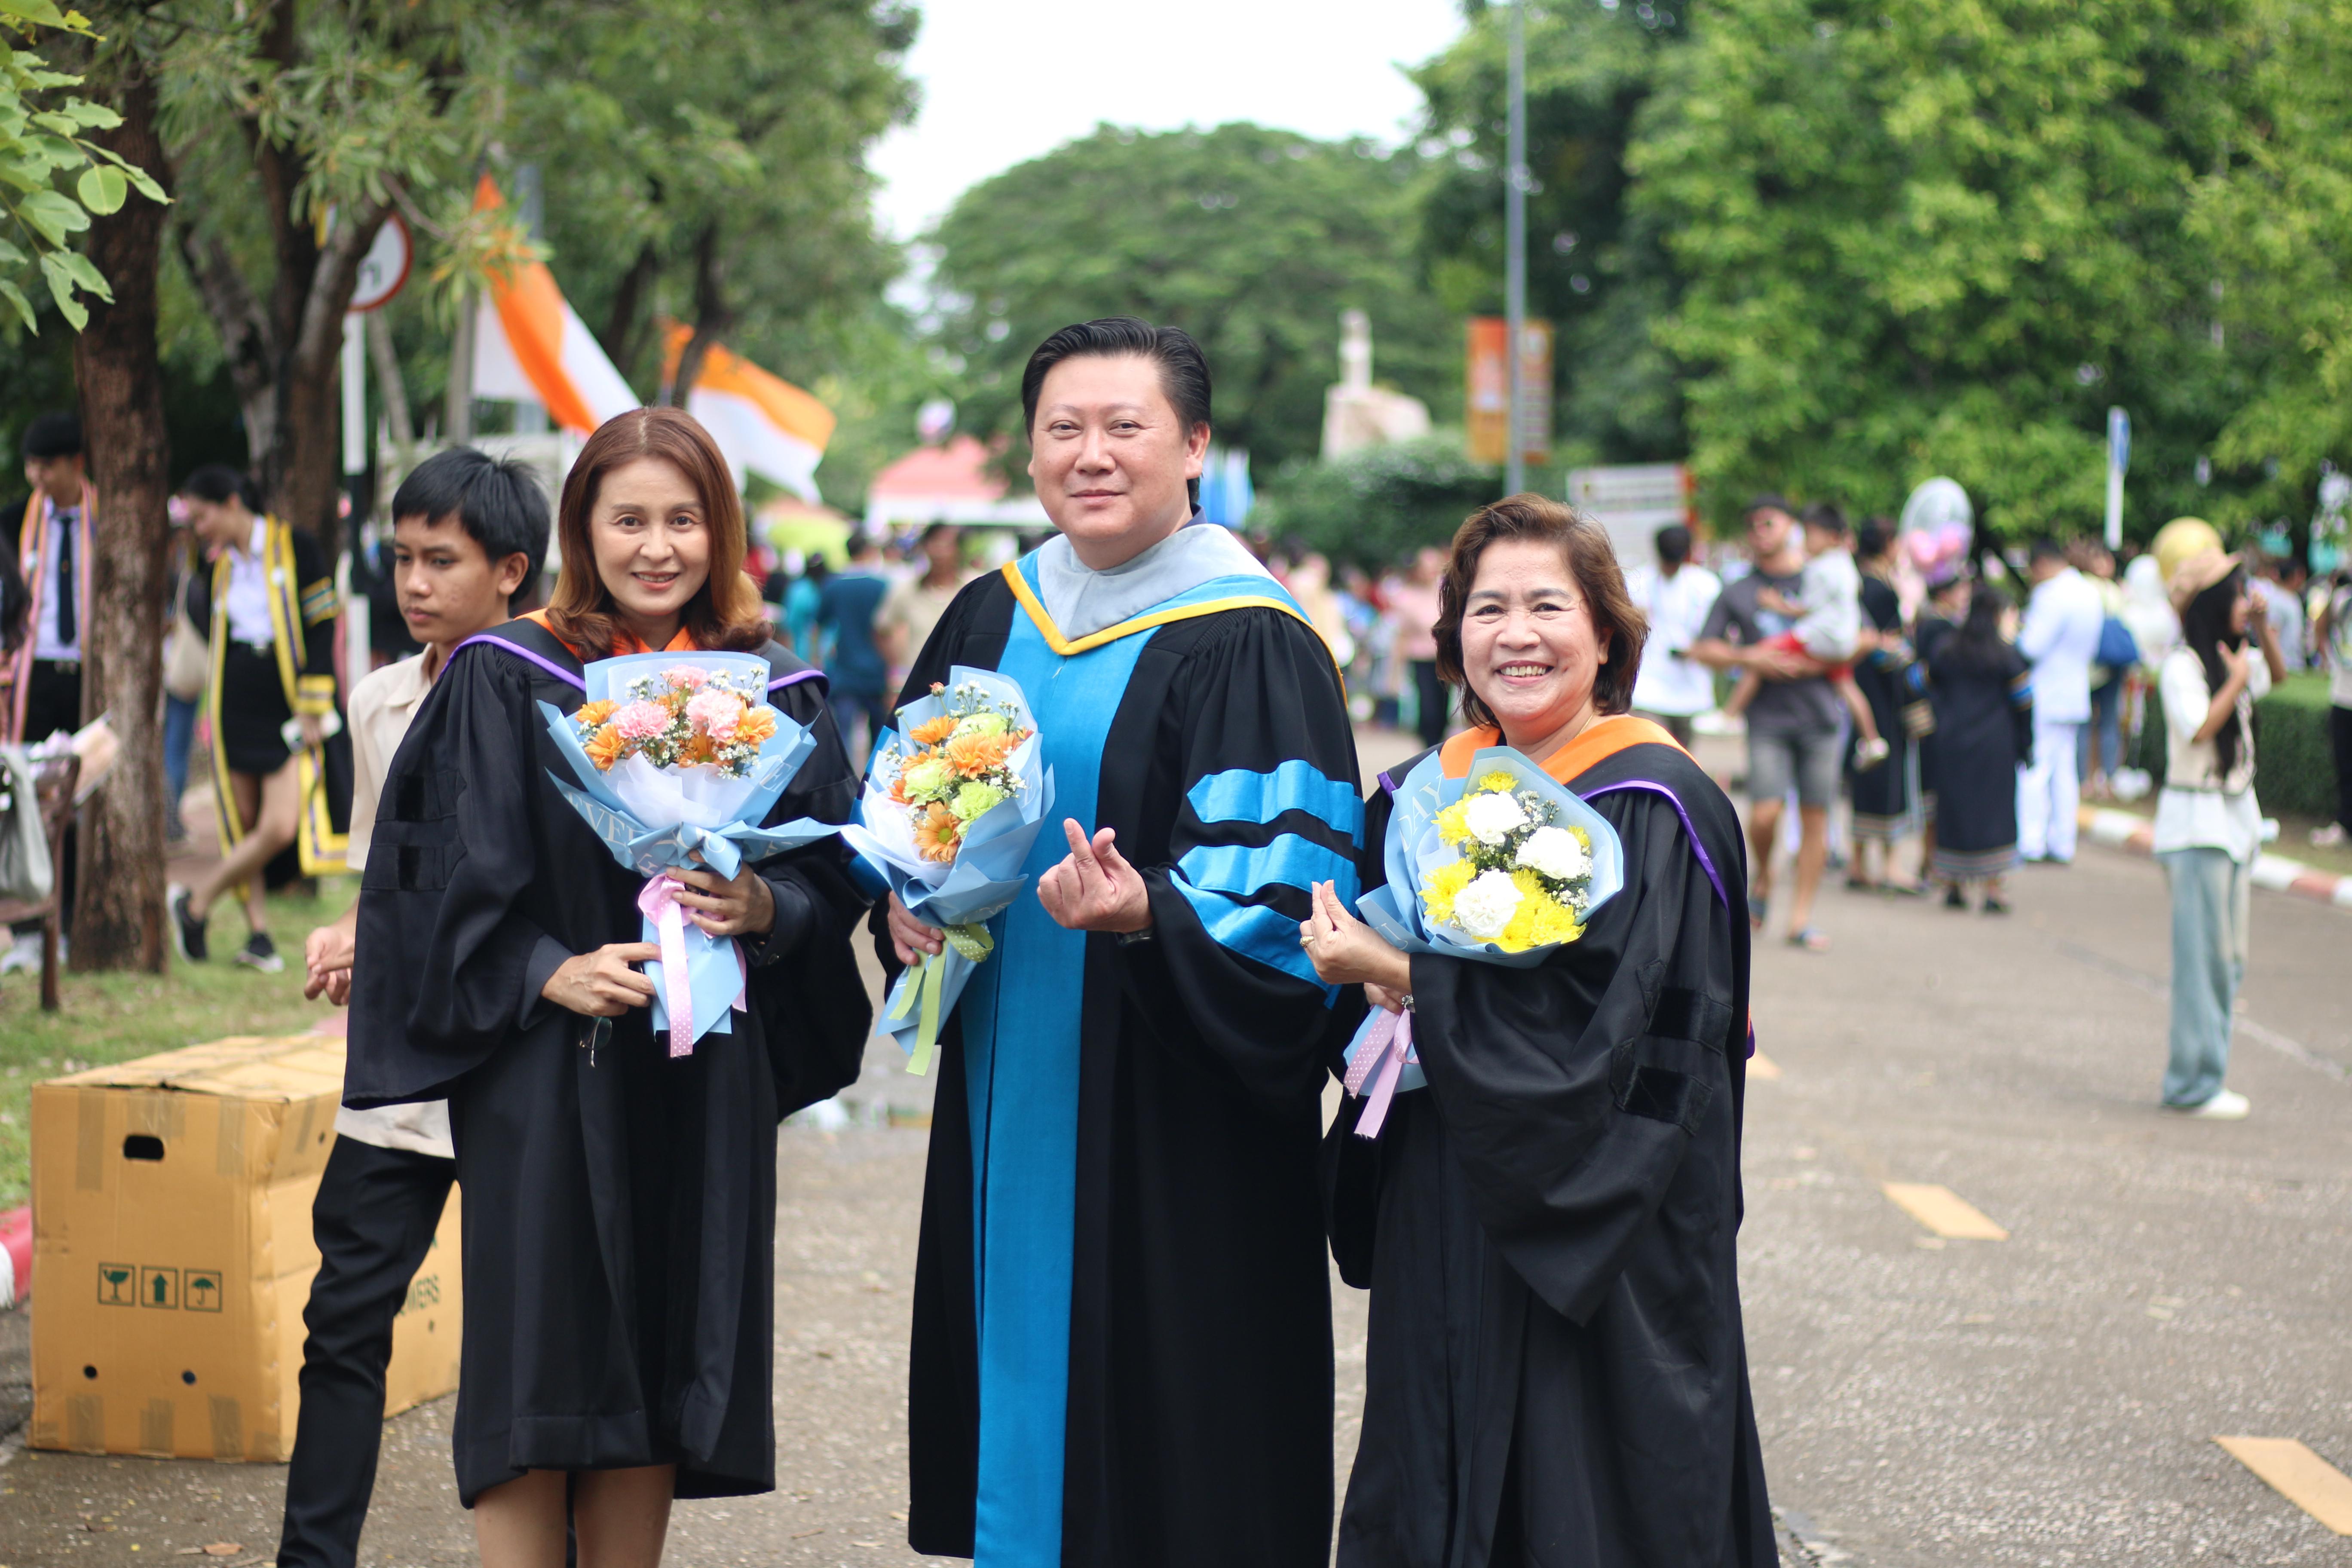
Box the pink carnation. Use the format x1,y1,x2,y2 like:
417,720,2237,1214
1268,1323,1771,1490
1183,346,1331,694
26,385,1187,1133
612,700,671,741
685,689,743,740
662,665,710,692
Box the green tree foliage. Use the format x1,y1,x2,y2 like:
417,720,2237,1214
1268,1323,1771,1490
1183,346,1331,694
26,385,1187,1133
2188,0,2352,532
1412,0,1689,466
1253,435,1497,568
929,122,1457,475
516,0,917,404
1632,0,2261,539
162,0,520,544
0,0,165,332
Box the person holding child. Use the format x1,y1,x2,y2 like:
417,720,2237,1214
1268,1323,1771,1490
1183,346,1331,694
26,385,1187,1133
1691,498,1841,950
1715,501,1890,772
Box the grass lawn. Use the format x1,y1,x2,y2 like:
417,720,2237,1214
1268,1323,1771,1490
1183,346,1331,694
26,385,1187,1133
0,877,357,1208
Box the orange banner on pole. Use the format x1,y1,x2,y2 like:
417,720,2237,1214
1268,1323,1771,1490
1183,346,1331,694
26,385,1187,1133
1466,316,1553,468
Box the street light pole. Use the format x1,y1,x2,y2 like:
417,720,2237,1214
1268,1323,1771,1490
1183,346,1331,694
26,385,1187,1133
1505,0,1528,496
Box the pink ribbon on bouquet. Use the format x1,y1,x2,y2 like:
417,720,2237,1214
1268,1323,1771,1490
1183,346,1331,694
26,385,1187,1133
637,876,699,1059
636,875,755,1059
1344,1005,1416,1140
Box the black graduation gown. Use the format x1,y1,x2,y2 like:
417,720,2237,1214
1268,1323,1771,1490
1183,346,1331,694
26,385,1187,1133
1324,738,1776,1568
1922,641,2033,877
889,564,1359,1567
343,618,874,1502
1847,576,1917,834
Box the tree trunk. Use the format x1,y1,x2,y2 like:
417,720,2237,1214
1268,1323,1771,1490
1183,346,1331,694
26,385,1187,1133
70,58,173,974
668,220,733,404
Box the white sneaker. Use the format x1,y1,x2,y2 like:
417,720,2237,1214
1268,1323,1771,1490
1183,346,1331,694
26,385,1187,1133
0,932,39,975
2312,823,2347,848
2182,1088,2250,1120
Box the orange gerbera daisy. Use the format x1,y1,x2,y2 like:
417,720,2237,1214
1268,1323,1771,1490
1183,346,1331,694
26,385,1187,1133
913,802,962,863
583,724,628,771
946,729,1014,775
679,734,718,767
735,707,777,746
909,714,959,746
574,699,619,727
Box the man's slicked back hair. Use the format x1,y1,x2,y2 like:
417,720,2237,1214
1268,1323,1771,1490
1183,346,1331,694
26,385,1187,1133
390,447,553,609
1020,316,1213,506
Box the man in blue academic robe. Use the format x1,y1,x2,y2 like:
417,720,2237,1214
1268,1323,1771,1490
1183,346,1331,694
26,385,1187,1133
881,318,1360,1568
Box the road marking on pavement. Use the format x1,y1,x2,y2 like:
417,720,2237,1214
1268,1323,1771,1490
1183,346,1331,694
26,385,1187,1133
1881,1182,2009,1240
2214,1437,2352,1534
1750,1051,1782,1080
2055,940,2351,1084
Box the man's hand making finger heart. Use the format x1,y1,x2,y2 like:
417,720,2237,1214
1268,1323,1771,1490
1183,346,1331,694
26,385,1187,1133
1036,818,1153,934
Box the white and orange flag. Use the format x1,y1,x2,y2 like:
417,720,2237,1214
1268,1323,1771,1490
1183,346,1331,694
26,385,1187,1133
469,175,641,433
661,323,836,503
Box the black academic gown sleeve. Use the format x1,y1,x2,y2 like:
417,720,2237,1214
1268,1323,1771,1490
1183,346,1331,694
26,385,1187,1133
345,642,572,1099
1121,605,1365,1115
1329,743,1775,1568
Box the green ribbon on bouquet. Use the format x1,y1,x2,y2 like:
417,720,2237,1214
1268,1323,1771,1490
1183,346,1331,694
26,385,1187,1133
891,922,995,1075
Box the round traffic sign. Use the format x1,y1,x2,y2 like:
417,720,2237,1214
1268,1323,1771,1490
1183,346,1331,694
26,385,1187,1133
349,212,413,313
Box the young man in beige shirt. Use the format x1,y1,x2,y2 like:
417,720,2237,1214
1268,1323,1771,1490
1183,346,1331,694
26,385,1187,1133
279,448,548,1568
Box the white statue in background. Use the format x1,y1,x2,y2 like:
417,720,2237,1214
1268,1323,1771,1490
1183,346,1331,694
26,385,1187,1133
1322,308,1431,460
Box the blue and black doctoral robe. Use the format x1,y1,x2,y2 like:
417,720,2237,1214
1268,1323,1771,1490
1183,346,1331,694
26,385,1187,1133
890,551,1361,1568
1325,718,1776,1568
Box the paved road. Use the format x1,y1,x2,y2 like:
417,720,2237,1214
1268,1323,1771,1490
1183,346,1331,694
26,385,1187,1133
3,728,2347,1565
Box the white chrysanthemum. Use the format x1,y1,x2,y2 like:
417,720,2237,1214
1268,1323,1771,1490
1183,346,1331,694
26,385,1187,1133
1463,792,1529,847
1452,869,1523,940
1514,825,1590,882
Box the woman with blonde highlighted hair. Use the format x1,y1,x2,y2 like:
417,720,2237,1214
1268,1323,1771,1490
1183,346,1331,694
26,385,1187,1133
346,408,874,1567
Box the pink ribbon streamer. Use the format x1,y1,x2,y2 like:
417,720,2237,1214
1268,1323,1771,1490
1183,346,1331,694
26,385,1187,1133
1347,1006,1415,1140
637,875,697,1058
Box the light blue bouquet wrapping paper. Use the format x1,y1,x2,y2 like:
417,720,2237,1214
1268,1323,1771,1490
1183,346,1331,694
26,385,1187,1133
1341,745,1625,1126
836,666,1053,1073
537,650,839,1049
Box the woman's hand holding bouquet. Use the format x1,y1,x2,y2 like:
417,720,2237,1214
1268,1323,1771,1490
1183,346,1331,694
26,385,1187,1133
538,651,840,1054
1302,745,1626,1137
840,668,1054,1073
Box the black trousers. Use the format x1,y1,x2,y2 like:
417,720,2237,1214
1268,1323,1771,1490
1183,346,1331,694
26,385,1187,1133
2332,704,2352,832
277,1136,455,1568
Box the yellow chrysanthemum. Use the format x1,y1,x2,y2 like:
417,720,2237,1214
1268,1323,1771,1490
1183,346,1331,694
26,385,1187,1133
1435,799,1473,846
1495,869,1584,951
1421,858,1476,925
1477,771,1518,795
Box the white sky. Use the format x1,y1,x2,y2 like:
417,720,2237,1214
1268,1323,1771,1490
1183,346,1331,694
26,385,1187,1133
868,0,1470,242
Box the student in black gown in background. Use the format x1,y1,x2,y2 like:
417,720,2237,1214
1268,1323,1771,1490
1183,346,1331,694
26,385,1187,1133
1921,582,2034,913
345,409,872,1568
1301,496,1775,1568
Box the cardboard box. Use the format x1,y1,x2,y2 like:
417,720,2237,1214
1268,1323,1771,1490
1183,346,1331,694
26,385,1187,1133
27,1036,460,1460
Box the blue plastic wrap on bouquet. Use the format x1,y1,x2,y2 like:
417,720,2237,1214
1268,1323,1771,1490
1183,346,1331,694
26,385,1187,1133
537,650,839,1049
1341,744,1626,1126
835,666,1053,1073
